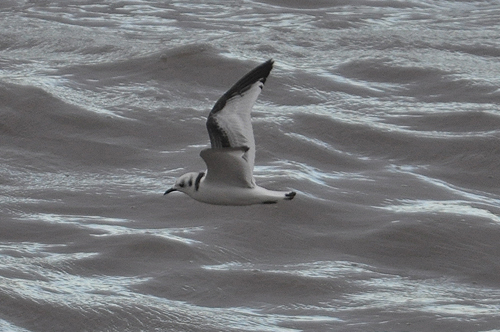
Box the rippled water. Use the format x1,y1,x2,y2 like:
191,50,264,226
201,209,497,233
1,0,500,331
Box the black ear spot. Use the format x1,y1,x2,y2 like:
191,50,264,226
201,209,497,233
195,172,205,191
188,179,193,187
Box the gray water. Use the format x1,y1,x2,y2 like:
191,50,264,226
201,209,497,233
1,1,500,331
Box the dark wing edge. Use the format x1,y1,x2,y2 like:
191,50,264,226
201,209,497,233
210,59,274,116
206,59,274,148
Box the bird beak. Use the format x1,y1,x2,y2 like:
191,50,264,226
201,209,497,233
164,188,177,195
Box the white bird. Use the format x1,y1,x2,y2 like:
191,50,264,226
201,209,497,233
164,59,296,205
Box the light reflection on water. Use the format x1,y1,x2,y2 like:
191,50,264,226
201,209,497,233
0,241,340,332
410,171,500,207
0,319,32,332
203,260,500,320
383,165,500,223
203,260,375,278
255,161,371,186
379,199,500,224
350,277,500,318
0,166,168,198
17,213,204,245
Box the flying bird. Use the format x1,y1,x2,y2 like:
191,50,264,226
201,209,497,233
164,59,296,205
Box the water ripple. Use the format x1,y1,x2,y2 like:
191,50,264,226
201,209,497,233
17,213,204,245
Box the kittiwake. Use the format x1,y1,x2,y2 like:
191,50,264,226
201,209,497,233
164,59,296,205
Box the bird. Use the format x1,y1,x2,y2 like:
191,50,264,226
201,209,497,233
164,59,296,205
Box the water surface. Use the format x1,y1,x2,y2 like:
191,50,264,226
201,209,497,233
1,1,500,331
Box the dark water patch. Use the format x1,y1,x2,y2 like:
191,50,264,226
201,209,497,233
55,44,272,102
0,32,17,51
394,110,500,134
252,0,345,9
0,283,242,332
258,107,500,206
416,76,500,103
72,234,211,277
428,162,500,196
256,129,371,174
336,58,500,103
23,1,122,28
142,265,344,308
0,83,135,161
275,68,387,104
356,214,500,285
286,112,500,173
0,217,92,246
0,0,20,10
253,0,424,9
446,41,500,58
0,82,196,169
181,200,370,269
337,58,444,84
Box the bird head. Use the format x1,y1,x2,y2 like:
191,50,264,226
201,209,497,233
164,172,202,196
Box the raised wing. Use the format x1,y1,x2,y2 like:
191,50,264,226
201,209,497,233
200,147,255,188
206,59,274,172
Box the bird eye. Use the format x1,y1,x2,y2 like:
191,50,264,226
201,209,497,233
179,181,185,188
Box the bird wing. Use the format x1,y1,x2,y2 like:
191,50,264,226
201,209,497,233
200,147,255,188
206,59,274,173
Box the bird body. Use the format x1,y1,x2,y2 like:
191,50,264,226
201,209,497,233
169,174,295,206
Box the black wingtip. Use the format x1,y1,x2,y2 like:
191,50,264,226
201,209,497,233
263,58,274,68
210,59,275,114
235,58,274,92
285,191,296,200
260,59,274,84
258,58,274,76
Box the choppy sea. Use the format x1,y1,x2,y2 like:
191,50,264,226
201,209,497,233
1,1,500,331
